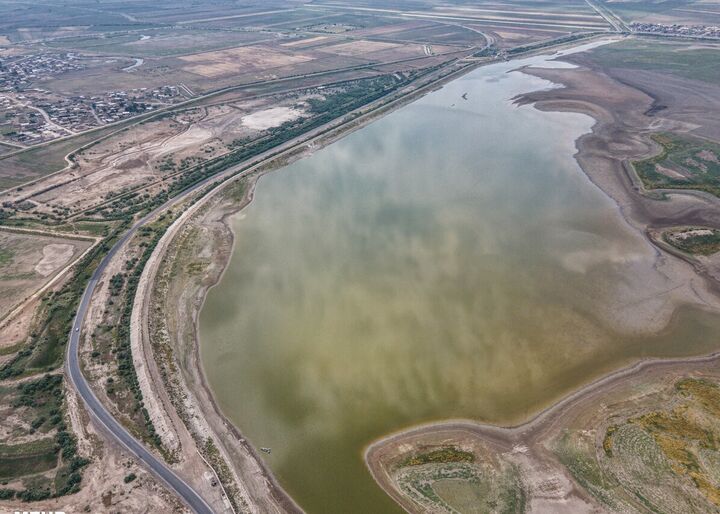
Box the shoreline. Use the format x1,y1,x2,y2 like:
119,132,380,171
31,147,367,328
364,350,720,511
131,50,512,512
191,174,305,513
364,42,720,511
141,35,720,513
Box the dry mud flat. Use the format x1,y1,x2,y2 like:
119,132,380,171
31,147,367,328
366,355,720,513
516,49,720,286
367,40,720,512
0,93,304,218
0,229,93,322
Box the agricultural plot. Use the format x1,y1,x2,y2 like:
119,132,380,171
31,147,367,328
0,0,285,37
1,19,145,43
178,45,314,78
0,374,88,501
33,58,183,96
372,22,485,46
309,0,610,29
430,6,609,30
0,439,58,482
633,132,720,197
177,8,322,29
307,0,611,49
295,19,480,50
316,38,459,60
35,36,431,96
0,230,92,320
135,4,288,24
275,12,398,33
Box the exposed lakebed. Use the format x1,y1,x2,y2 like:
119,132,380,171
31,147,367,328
200,45,720,513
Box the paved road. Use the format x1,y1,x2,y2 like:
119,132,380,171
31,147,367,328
66,189,217,514
63,105,381,512
63,56,482,513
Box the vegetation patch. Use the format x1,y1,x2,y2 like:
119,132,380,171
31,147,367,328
0,438,58,481
633,132,720,198
401,446,475,467
554,430,628,510
202,438,246,513
395,458,524,514
0,247,13,265
13,374,64,433
90,215,178,454
556,377,720,511
665,228,720,255
0,392,88,498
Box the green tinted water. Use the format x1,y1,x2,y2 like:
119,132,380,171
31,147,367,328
200,48,720,513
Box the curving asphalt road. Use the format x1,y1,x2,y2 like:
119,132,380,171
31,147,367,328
63,57,483,513
66,184,218,514
64,109,374,513
63,100,368,511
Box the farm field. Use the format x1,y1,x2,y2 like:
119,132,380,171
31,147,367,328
44,29,276,57
307,0,612,47
0,374,90,502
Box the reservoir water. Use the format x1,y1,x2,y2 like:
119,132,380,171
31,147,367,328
200,45,720,513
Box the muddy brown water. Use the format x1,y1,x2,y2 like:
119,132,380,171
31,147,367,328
200,45,720,513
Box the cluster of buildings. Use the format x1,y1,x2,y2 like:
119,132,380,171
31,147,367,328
0,52,85,91
0,59,187,145
631,22,720,39
0,95,69,144
63,86,185,125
